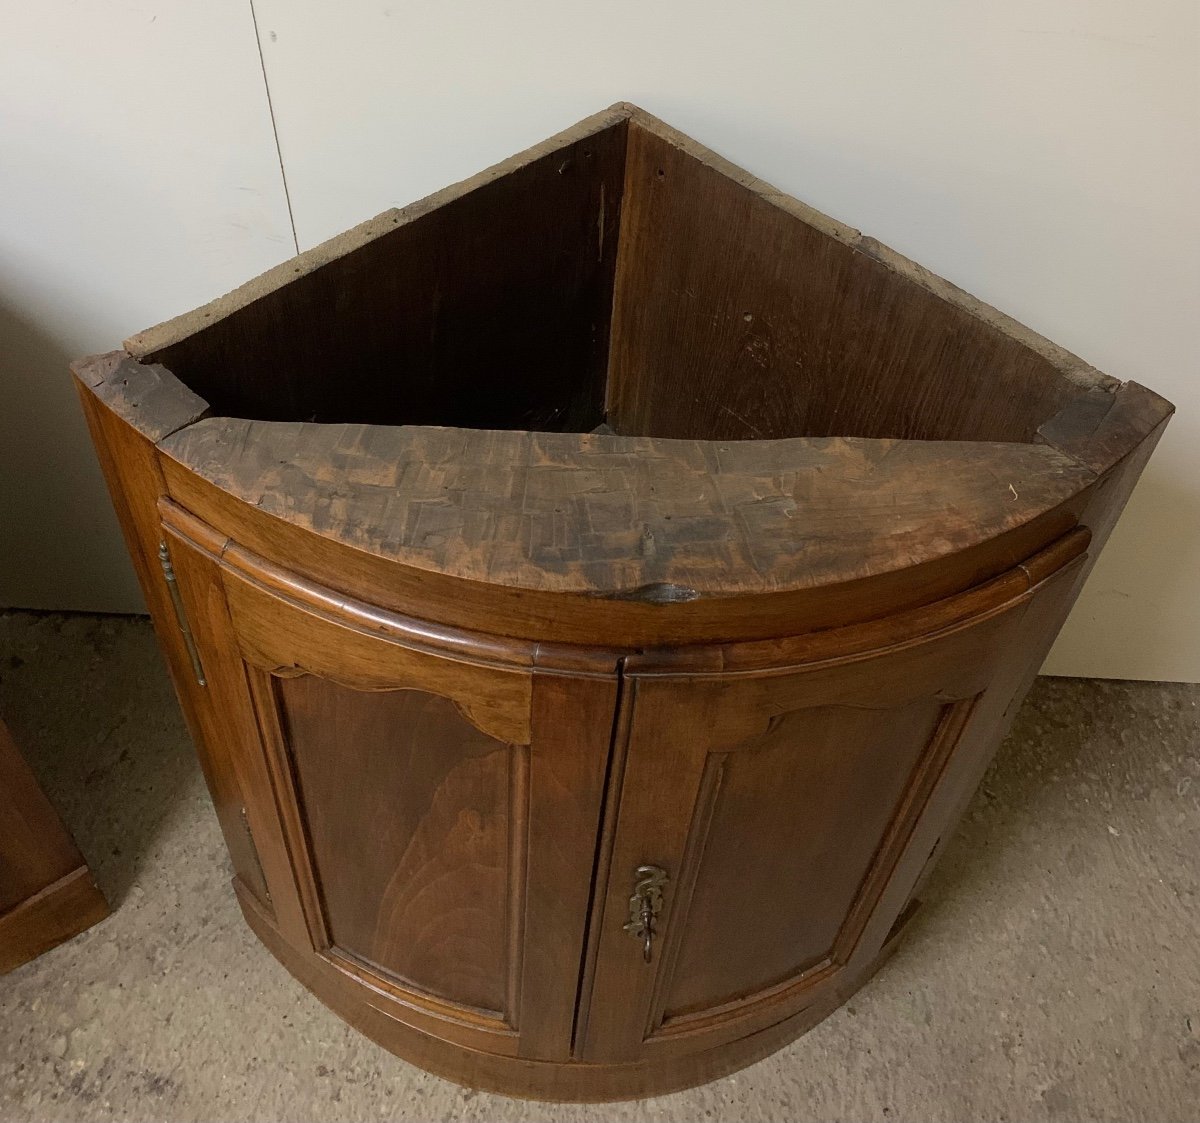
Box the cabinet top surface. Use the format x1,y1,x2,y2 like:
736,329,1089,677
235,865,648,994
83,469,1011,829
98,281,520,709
72,104,1171,627
75,349,1160,610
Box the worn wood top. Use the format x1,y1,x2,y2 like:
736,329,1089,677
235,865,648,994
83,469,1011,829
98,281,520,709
73,102,1173,620
159,412,1105,599
68,351,1116,604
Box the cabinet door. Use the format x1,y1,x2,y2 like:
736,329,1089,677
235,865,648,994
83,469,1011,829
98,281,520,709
159,503,613,1062
577,537,1087,1063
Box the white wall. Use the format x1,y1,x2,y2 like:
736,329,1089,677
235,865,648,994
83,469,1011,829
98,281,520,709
2,1,1197,681
0,1,294,611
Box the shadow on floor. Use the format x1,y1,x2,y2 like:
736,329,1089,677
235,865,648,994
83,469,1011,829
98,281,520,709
0,610,202,908
902,674,1199,954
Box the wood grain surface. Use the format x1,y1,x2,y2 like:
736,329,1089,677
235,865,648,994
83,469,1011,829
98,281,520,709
0,720,82,915
608,120,1084,444
280,679,518,1017
156,417,1099,600
71,102,1173,1099
0,720,108,973
69,101,1171,646
126,111,627,435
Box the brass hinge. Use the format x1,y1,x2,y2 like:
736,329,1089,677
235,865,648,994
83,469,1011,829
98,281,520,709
157,540,207,686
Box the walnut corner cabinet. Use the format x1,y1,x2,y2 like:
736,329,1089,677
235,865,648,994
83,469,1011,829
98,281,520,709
73,104,1171,1101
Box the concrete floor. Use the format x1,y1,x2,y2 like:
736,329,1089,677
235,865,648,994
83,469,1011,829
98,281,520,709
0,610,1196,1123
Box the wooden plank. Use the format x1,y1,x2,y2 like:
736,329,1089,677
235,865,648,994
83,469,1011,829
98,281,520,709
0,720,108,972
608,116,1101,444
0,721,81,913
125,112,628,436
73,351,209,442
0,868,109,975
157,414,1096,599
613,105,1121,400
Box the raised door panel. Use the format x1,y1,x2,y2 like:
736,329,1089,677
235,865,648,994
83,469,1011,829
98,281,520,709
158,501,613,1061
578,534,1088,1063
276,677,523,1018
661,699,948,1020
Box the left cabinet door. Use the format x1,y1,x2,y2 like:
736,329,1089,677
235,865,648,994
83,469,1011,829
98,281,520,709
157,502,615,1063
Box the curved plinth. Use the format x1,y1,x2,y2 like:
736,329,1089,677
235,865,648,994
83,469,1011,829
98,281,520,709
74,103,1171,1100
234,881,914,1102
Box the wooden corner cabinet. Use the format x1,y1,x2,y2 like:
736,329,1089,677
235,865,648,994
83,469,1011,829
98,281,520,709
73,104,1171,1101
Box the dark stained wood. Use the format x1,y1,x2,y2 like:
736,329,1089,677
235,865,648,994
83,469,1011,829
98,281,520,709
660,700,946,1018
1036,380,1174,474
607,118,1094,445
67,95,1171,651
157,505,613,1059
72,103,1172,1099
73,350,208,440
0,869,110,975
128,112,627,435
0,720,108,973
576,532,1086,1064
890,414,1173,921
280,679,518,1017
69,344,1165,649
215,545,534,744
518,667,619,1060
153,422,1096,646
157,413,1098,602
0,720,80,914
71,361,278,916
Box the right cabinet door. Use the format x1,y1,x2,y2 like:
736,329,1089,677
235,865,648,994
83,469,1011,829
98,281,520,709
577,533,1087,1063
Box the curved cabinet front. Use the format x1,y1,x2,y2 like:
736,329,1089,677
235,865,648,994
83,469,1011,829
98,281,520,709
577,540,1085,1067
159,501,616,1069
145,498,1088,1100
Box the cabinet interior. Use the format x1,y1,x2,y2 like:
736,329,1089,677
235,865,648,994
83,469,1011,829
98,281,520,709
136,117,1097,445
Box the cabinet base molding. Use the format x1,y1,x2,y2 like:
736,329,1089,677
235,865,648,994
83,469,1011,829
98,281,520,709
0,867,110,975
237,880,912,1101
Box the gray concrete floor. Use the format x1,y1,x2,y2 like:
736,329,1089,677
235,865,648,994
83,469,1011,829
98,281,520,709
0,609,1196,1123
